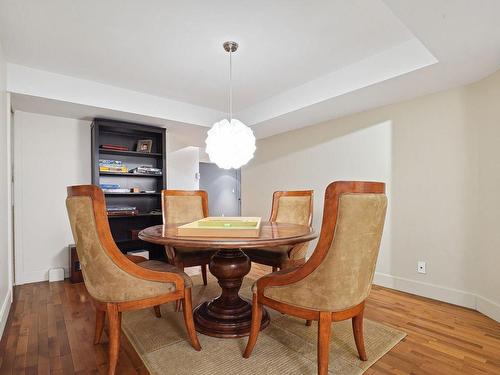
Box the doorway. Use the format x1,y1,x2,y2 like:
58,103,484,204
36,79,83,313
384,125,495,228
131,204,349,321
199,162,241,216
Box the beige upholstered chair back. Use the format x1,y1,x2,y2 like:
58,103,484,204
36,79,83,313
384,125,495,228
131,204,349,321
66,186,174,303
162,190,208,225
304,193,387,310
267,191,314,263
271,191,313,226
263,183,387,312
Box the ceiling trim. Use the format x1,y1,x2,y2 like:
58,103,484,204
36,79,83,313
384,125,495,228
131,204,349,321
6,63,225,127
239,38,437,126
7,34,437,135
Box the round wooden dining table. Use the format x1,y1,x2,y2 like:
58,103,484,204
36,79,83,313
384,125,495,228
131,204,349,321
139,221,317,338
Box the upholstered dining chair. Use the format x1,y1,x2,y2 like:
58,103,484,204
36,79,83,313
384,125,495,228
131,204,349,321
247,190,313,271
243,181,387,375
161,190,216,288
66,185,201,375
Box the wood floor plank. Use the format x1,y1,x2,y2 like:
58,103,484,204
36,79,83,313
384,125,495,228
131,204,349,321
0,263,499,375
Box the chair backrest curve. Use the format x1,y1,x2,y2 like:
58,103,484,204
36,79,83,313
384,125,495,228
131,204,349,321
66,185,174,302
270,190,313,227
161,190,208,225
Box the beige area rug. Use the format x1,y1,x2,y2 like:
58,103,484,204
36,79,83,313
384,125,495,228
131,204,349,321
122,276,406,375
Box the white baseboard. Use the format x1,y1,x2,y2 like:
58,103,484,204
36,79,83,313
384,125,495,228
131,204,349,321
0,289,12,340
11,268,500,324
373,272,477,308
16,267,69,285
373,272,500,323
476,295,500,323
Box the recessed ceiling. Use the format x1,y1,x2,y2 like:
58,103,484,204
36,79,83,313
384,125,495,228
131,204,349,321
1,0,500,141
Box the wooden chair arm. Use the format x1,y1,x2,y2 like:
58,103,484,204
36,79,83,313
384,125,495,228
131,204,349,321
103,240,185,290
68,185,187,292
125,254,148,264
258,181,386,297
108,251,185,290
119,257,186,291
255,236,324,294
256,265,306,294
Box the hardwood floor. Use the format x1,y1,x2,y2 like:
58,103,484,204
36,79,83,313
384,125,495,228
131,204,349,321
1,263,499,374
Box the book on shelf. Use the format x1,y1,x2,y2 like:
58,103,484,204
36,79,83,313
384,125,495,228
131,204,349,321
107,205,138,216
107,210,139,216
107,205,137,212
101,144,128,151
99,159,128,172
99,183,120,189
129,165,162,175
103,188,131,193
100,166,128,172
99,159,123,166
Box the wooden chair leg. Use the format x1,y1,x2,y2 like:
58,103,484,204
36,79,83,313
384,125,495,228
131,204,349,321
318,312,332,375
182,288,201,351
305,320,312,326
352,310,367,361
154,305,162,318
175,261,184,312
201,264,208,286
106,304,122,375
243,293,263,358
94,309,106,344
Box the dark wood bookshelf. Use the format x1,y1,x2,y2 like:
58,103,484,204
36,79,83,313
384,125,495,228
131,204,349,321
99,148,163,158
104,192,161,196
108,212,162,219
115,239,144,245
91,118,167,260
99,171,163,178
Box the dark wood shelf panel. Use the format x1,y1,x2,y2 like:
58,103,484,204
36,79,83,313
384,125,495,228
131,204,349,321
104,192,160,196
92,118,166,256
99,148,162,158
115,238,144,245
99,172,163,178
108,213,162,219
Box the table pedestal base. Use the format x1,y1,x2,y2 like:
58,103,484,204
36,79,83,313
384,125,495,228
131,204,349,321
193,249,270,338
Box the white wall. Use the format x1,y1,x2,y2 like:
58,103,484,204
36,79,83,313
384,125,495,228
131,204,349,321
243,121,392,273
11,112,202,285
242,71,500,321
468,71,500,322
167,146,200,190
0,39,13,338
13,111,91,284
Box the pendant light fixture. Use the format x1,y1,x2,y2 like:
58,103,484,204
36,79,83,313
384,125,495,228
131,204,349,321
205,41,256,169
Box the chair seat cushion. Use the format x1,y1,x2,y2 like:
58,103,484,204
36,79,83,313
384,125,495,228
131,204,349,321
138,260,193,288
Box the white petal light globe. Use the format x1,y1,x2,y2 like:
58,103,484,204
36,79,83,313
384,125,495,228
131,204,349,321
205,118,256,169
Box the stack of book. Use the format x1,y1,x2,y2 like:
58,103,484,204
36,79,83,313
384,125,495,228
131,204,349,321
99,183,131,193
99,159,127,173
106,205,138,216
101,144,128,151
129,165,162,175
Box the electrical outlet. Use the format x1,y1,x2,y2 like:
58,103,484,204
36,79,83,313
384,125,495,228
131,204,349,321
417,261,426,274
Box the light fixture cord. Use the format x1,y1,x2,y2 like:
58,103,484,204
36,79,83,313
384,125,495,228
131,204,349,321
229,48,233,123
